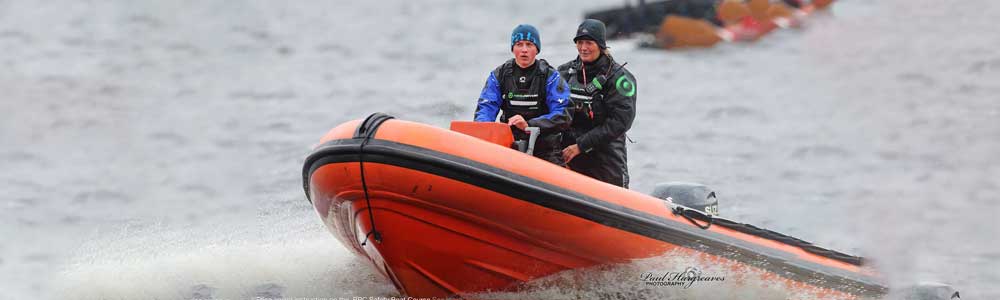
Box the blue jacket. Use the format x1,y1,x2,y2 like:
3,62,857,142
474,59,571,133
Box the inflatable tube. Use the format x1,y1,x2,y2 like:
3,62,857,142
302,113,887,298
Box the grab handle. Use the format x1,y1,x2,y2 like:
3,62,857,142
524,127,539,156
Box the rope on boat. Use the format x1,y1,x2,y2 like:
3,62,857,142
356,113,394,246
673,206,714,229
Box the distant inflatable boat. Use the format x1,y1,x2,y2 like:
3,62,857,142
302,113,887,298
586,0,835,48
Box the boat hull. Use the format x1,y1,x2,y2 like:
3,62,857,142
303,115,887,298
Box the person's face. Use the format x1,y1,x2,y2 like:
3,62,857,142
512,40,538,68
576,39,600,63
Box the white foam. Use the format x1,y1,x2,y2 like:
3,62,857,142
54,210,397,299
474,250,875,300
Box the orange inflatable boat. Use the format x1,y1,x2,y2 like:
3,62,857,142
655,0,835,48
302,113,887,299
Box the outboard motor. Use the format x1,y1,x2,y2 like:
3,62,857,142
651,182,719,216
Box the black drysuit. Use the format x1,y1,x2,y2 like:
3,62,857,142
557,54,637,188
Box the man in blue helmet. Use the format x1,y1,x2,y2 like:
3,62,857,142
558,19,637,188
474,24,572,166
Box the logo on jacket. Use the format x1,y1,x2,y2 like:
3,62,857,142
616,75,636,97
519,76,527,83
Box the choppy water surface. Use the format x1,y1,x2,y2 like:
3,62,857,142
2,0,997,299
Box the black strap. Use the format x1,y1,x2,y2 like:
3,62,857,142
672,206,713,229
354,113,395,139
356,113,394,245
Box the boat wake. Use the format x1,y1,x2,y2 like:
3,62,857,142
50,199,952,300
55,246,876,300
53,207,398,299
475,251,881,300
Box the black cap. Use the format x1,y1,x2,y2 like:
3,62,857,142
573,19,607,49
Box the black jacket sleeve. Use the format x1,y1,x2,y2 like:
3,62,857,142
576,68,637,153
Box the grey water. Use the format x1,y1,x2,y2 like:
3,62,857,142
1,0,997,299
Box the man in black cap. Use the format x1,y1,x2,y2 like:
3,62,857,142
475,24,572,166
558,19,637,188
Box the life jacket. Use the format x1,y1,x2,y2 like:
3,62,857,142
564,58,613,129
495,59,552,123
